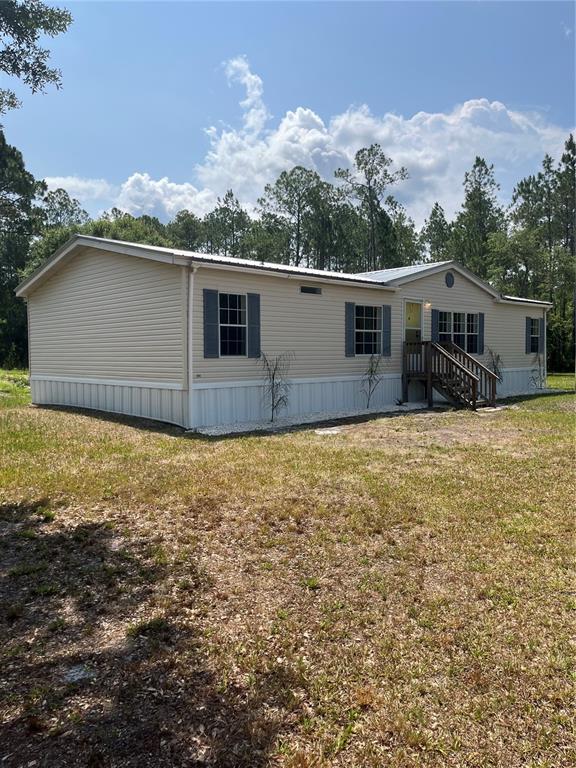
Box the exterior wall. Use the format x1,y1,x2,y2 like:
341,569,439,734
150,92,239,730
398,269,545,370
28,248,187,382
24,249,546,431
191,268,398,381
27,247,190,427
190,265,546,427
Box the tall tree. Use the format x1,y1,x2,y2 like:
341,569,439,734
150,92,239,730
421,202,451,261
448,157,505,278
41,187,90,229
335,144,408,271
203,190,250,258
556,134,576,259
259,166,320,266
166,209,203,251
0,0,72,113
0,128,45,365
388,202,423,266
242,213,290,264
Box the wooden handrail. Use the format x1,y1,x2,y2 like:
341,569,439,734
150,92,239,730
442,341,499,381
431,343,481,381
402,340,497,408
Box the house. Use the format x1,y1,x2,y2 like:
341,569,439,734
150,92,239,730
15,235,552,429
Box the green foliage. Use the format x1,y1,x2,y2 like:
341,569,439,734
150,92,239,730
447,157,506,278
0,130,45,366
335,144,409,270
259,166,321,266
40,188,89,229
421,202,451,261
0,0,72,113
2,123,575,373
203,189,251,257
165,209,203,251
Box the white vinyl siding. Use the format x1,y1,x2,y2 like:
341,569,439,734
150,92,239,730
193,266,543,383
27,248,186,383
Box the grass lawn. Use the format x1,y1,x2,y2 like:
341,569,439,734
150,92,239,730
0,370,574,767
547,372,575,391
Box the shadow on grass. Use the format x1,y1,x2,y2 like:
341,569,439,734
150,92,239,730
0,500,282,767
37,401,450,442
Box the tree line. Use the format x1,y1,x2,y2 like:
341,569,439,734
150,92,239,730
0,2,574,372
2,128,574,371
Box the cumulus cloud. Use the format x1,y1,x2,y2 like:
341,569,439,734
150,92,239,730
114,174,216,219
44,175,114,201
50,57,572,227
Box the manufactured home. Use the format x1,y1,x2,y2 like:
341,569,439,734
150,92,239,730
16,235,552,429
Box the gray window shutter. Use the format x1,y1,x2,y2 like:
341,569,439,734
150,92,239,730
203,289,219,358
247,293,261,358
345,302,355,357
431,309,439,342
382,304,391,357
525,317,532,354
538,317,545,354
478,312,485,355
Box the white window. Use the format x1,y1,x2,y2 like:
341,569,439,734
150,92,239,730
530,318,540,353
453,312,466,348
438,311,452,344
466,313,479,353
219,293,247,356
437,311,479,353
355,305,382,355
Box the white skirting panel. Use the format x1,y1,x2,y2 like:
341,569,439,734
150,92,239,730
497,368,540,397
191,375,403,428
30,377,188,427
28,367,539,431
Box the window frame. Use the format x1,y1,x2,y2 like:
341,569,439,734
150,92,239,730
218,292,248,358
437,310,480,354
530,318,540,354
354,304,383,356
438,311,452,344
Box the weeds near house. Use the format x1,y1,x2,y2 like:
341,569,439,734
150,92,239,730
0,369,574,767
260,351,294,422
529,352,546,389
487,347,504,381
360,354,384,407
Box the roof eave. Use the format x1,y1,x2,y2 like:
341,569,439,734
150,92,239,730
15,234,399,297
497,296,553,309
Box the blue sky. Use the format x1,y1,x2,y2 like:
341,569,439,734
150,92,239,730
3,1,574,224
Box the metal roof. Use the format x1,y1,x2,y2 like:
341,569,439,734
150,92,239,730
501,295,552,306
15,236,552,308
355,262,453,282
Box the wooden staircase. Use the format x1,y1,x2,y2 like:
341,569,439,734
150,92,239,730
402,341,498,409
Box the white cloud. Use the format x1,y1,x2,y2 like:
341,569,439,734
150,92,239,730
49,58,572,227
114,173,216,219
44,175,114,201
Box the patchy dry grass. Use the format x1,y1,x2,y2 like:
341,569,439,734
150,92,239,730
0,373,574,767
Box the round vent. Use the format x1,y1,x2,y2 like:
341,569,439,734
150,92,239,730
445,272,455,288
